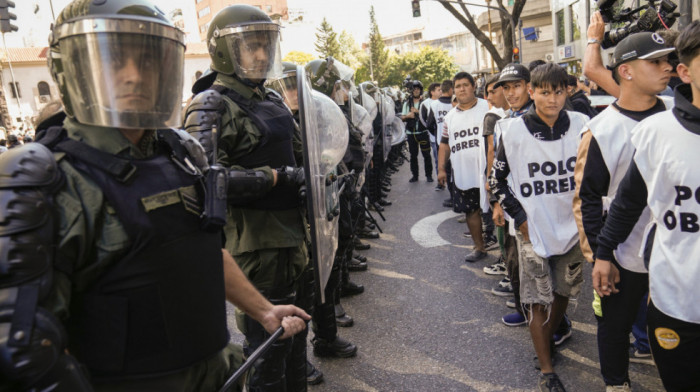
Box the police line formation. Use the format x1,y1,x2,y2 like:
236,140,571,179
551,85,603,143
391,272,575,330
0,1,699,392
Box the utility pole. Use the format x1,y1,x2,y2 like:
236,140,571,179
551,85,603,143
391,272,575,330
485,0,495,73
678,0,691,29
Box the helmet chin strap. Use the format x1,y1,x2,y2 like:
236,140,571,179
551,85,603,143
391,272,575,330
235,74,266,89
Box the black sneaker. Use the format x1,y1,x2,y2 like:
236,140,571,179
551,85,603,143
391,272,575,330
464,249,488,262
409,176,419,183
442,199,453,208
435,184,444,191
629,346,655,366
538,373,566,392
484,235,499,251
427,176,434,182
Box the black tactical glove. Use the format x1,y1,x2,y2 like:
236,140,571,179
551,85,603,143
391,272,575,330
276,166,306,188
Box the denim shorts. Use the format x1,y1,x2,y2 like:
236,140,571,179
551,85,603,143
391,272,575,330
516,231,584,306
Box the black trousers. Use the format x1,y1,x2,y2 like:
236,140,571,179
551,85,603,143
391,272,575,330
648,299,700,392
595,259,649,386
407,132,432,178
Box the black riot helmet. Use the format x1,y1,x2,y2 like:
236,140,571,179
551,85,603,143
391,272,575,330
206,4,283,81
305,57,358,104
48,0,186,129
412,80,424,95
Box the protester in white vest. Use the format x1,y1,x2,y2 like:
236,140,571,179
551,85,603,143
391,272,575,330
595,21,700,392
482,73,510,277
428,80,456,195
437,72,490,262
490,63,589,392
420,82,441,174
573,32,675,391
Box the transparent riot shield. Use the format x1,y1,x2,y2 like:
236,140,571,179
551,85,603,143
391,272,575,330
390,115,406,146
381,93,395,162
297,66,349,303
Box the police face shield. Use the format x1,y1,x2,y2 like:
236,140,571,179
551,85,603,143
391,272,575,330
56,17,185,129
268,71,298,111
351,102,372,144
390,116,407,146
223,25,283,81
297,66,349,302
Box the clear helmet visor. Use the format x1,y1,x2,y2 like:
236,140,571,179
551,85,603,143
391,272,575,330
224,28,283,81
268,72,298,111
60,31,185,129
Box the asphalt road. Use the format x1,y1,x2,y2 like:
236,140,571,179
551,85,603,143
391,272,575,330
229,159,665,392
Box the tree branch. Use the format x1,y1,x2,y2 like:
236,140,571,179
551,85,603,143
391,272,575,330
438,0,504,68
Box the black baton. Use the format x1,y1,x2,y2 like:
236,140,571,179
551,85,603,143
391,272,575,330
218,327,285,392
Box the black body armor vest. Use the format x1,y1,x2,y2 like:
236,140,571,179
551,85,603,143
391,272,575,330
38,128,229,381
212,85,299,210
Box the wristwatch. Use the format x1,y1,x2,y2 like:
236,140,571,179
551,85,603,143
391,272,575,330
587,38,601,45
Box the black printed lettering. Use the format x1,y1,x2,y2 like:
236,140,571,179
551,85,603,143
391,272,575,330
534,181,545,195
545,179,558,194
559,177,569,193
521,183,532,197
664,210,677,230
680,213,700,233
566,157,576,172
528,162,540,178
675,186,692,206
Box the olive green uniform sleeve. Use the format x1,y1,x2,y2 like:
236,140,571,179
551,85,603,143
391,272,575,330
213,75,306,255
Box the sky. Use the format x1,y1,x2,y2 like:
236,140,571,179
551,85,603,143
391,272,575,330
6,0,481,55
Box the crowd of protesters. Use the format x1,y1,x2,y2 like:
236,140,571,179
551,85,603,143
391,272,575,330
400,17,700,392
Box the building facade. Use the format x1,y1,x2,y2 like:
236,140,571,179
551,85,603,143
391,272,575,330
195,0,289,42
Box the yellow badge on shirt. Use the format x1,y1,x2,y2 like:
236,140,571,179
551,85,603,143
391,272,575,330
655,327,680,350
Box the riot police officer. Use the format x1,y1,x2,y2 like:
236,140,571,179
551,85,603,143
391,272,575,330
185,5,311,392
0,1,309,391
305,57,361,357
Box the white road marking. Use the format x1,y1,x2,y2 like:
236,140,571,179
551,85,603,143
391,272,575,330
369,268,415,280
410,210,461,248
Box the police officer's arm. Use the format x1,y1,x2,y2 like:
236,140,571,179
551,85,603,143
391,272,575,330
594,160,648,297
573,130,612,263
489,136,528,238
583,12,620,98
221,250,310,339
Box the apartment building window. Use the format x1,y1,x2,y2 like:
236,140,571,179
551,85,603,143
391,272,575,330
200,22,210,33
570,2,581,41
8,82,20,99
196,0,204,3
555,9,565,46
198,6,210,18
266,5,272,12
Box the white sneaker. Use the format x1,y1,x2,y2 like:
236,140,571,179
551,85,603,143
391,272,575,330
483,260,507,275
606,383,631,392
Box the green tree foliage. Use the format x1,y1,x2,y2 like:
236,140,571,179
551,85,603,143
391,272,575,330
337,30,365,70
314,17,341,59
383,46,459,87
283,51,315,65
357,6,390,84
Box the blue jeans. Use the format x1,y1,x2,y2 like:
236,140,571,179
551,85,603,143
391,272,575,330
632,293,650,353
430,139,438,171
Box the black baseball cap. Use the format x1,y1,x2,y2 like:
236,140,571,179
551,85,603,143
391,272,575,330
494,63,530,88
609,32,675,69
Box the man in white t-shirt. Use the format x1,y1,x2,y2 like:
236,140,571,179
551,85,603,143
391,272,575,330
437,72,490,262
